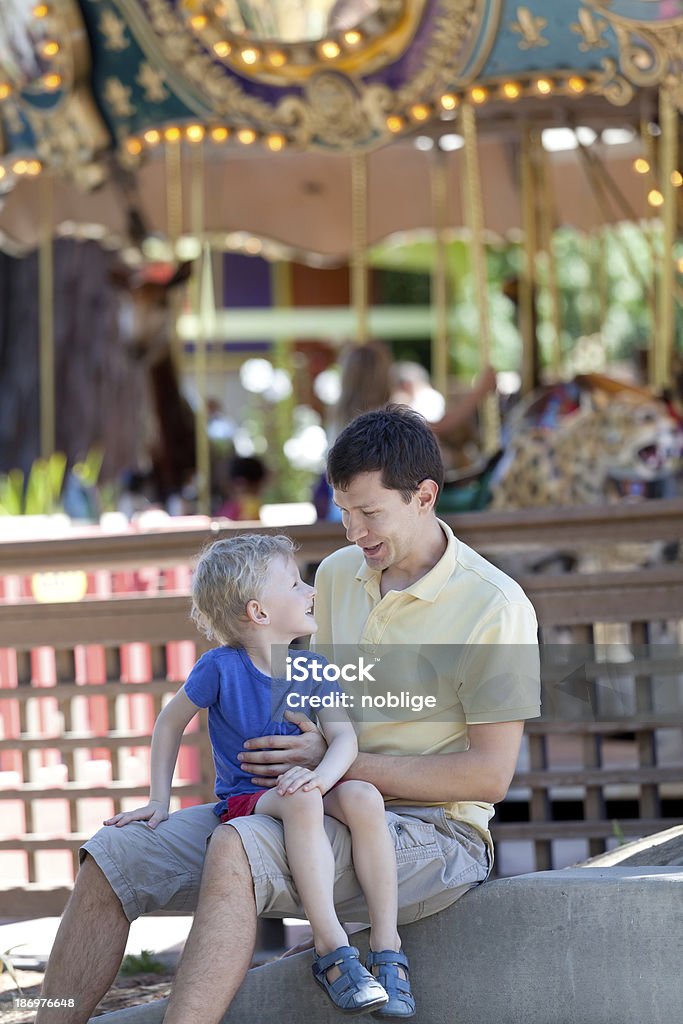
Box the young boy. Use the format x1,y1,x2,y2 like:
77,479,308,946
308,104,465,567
104,534,415,1019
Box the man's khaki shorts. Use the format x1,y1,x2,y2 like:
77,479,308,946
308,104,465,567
82,802,491,925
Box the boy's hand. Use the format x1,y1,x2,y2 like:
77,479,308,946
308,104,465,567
276,766,331,796
238,711,327,787
103,800,169,829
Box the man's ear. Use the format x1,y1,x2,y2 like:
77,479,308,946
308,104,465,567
245,599,270,626
416,478,439,511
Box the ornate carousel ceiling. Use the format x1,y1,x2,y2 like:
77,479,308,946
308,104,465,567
0,2,681,254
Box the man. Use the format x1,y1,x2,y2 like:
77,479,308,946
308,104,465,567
37,406,540,1024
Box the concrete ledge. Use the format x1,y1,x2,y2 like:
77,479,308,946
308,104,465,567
94,867,683,1024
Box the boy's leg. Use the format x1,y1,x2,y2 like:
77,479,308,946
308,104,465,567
35,855,129,1024
323,782,400,954
254,788,348,957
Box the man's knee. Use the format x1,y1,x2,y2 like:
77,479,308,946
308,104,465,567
71,852,124,914
205,824,253,887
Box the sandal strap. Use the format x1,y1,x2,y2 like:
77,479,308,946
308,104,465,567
312,945,360,976
366,949,410,972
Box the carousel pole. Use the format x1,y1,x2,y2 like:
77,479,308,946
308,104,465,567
191,143,212,516
539,146,562,376
460,101,500,453
39,171,55,458
430,147,449,397
165,133,184,366
520,126,539,394
350,152,369,344
654,86,678,391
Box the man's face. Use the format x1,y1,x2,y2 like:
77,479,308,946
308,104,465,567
332,471,426,572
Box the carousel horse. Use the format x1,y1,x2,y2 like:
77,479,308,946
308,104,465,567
110,260,198,508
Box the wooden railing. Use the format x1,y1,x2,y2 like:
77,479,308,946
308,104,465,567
1,501,682,916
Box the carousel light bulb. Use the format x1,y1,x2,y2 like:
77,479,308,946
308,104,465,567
33,4,49,18
126,137,143,155
0,83,12,100
237,127,257,145
344,30,362,46
210,126,229,142
244,237,262,255
0,166,6,180
26,160,42,175
213,41,232,58
144,128,161,145
386,115,404,133
470,86,488,104
502,82,521,100
568,76,586,94
633,157,650,174
186,124,205,143
267,50,287,67
440,93,458,110
648,188,664,207
240,47,259,65
535,78,553,95
319,40,341,59
265,134,285,152
41,40,60,57
190,14,207,30
672,170,683,187
677,257,683,274
410,104,430,121
164,126,182,142
12,160,28,175
43,73,62,90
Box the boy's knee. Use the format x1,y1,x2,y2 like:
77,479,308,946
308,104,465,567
278,787,324,819
333,780,384,817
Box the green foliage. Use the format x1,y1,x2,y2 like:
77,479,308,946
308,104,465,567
119,950,166,976
0,449,103,516
611,820,627,847
0,944,26,993
0,453,66,515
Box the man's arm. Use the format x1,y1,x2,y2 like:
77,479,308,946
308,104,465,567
342,720,524,804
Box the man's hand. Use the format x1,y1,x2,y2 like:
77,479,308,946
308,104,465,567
238,711,327,787
103,800,169,829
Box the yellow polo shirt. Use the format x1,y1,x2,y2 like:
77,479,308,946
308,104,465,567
312,519,540,852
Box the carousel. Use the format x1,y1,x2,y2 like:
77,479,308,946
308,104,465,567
1,1,682,514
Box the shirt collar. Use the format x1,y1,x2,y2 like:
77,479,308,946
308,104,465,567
354,518,458,603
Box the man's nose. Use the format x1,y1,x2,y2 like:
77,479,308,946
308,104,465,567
345,515,367,543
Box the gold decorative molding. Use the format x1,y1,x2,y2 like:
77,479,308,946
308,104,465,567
99,8,129,51
114,0,494,150
571,8,609,52
510,6,549,50
2,0,111,188
587,1,683,109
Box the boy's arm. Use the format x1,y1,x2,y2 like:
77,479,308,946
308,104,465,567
104,687,199,828
275,711,357,797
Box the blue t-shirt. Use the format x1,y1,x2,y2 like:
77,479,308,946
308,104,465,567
183,646,337,816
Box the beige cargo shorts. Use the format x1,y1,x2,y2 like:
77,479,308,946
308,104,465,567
82,802,491,925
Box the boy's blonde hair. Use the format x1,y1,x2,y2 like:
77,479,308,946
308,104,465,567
191,534,295,646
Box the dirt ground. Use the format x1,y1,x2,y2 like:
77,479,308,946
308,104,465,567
0,967,175,1022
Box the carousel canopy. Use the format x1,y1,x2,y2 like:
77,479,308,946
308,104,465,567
0,2,680,257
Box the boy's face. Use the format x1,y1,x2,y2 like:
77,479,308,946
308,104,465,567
256,556,317,640
332,471,433,572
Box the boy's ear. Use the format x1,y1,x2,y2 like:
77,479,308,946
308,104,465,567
245,599,270,626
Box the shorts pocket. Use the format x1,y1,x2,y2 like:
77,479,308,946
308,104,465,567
390,816,439,865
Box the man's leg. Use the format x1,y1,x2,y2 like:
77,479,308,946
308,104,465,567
162,825,257,1024
35,855,130,1024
